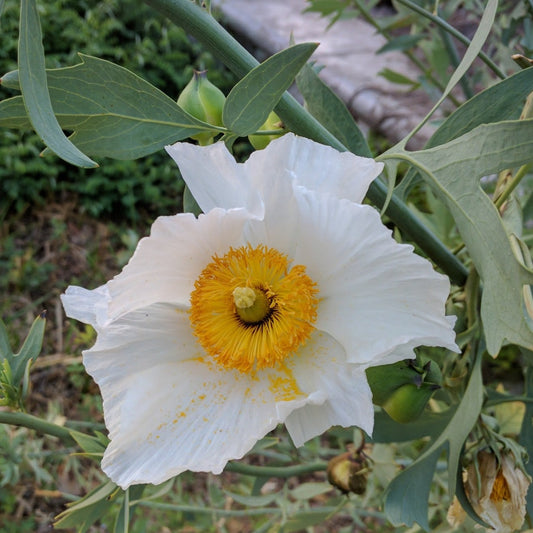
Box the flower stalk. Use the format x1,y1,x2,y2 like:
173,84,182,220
0,410,77,445
142,0,468,286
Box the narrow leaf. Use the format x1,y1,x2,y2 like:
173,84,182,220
379,68,420,87
223,43,318,136
70,430,108,454
454,458,491,528
519,364,533,518
384,446,442,530
372,409,454,443
18,0,97,167
296,62,371,156
384,349,483,529
427,67,533,149
54,480,117,531
377,34,423,54
397,67,533,198
12,312,45,382
442,0,497,97
401,0,497,144
0,319,13,359
1,55,211,159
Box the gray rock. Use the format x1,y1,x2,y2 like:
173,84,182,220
213,0,437,149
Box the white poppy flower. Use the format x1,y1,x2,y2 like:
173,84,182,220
62,134,458,489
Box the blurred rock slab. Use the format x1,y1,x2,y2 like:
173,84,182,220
213,0,434,148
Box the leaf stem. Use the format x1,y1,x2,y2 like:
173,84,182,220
394,0,505,80
143,0,468,286
494,163,532,209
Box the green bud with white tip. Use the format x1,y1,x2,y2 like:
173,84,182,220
178,70,225,145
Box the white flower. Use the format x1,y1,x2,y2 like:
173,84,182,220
62,134,458,489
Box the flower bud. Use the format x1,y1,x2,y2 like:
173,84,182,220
248,111,285,150
177,70,225,145
448,449,530,532
381,382,438,423
366,357,441,423
327,449,368,495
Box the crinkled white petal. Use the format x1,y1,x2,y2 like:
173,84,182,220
61,284,111,329
98,360,318,488
285,330,374,446
245,133,383,203
83,303,199,391
83,303,339,488
165,134,382,216
301,193,457,363
244,185,457,364
165,141,264,217
105,208,252,321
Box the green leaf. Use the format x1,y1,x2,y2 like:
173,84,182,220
11,311,46,382
519,363,533,518
225,490,279,507
384,447,442,531
438,0,497,105
372,409,454,443
0,319,13,359
396,120,533,355
1,54,211,159
283,509,336,532
376,34,423,54
427,67,533,149
400,0,497,146
54,480,117,532
113,486,144,533
397,67,533,199
379,68,420,88
295,62,371,157
18,0,97,168
384,348,483,529
290,482,332,500
69,430,108,454
183,185,202,216
223,43,317,136
454,457,490,528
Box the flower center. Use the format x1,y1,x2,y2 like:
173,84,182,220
490,470,511,502
190,245,318,373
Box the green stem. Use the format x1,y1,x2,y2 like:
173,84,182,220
0,410,76,444
494,164,532,209
137,500,283,516
395,0,505,80
485,396,533,407
225,460,327,477
143,0,468,286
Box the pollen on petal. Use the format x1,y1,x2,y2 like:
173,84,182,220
189,245,318,374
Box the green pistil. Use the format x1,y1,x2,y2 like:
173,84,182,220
233,286,270,324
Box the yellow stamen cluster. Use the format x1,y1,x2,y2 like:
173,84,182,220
491,470,511,502
189,245,318,373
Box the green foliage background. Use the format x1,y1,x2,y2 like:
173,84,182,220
0,0,237,222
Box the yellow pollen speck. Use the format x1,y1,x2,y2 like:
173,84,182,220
268,366,302,401
198,394,206,400
190,245,318,374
